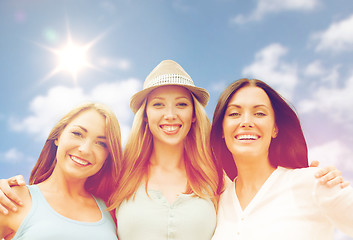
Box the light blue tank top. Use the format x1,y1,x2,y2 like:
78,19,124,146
116,186,217,240
12,185,118,240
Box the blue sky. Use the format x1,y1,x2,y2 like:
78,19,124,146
1,0,353,237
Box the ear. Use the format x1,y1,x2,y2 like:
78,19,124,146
272,125,279,138
54,139,59,146
192,116,196,123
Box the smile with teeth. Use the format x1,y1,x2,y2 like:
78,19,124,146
160,125,181,132
70,155,90,166
236,134,259,140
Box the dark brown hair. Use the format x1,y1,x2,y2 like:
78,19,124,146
211,78,308,180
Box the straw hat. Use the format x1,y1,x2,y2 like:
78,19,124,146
130,59,210,113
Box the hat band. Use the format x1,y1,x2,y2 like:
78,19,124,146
144,74,195,89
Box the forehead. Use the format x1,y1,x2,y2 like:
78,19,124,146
228,86,272,108
148,85,192,99
67,109,106,133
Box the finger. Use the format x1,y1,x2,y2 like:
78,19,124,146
324,176,344,188
0,179,23,207
8,175,26,186
0,190,19,213
0,204,9,215
315,166,337,178
341,181,350,189
309,160,319,168
320,170,342,185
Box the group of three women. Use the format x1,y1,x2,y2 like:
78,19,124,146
0,59,352,239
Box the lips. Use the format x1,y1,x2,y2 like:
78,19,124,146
70,155,91,166
160,124,181,134
235,134,260,140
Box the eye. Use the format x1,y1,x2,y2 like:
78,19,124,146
228,112,240,117
72,131,82,137
255,112,267,117
97,141,107,148
177,102,188,107
152,102,163,107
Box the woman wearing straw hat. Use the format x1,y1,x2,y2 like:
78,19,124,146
107,59,222,240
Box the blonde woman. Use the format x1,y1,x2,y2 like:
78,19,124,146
0,103,122,239
106,59,222,240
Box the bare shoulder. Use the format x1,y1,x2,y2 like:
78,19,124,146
12,185,31,202
2,186,32,236
12,185,32,216
0,186,30,238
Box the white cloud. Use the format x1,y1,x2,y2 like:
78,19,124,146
9,87,86,138
304,60,325,77
231,0,319,24
9,78,141,144
242,43,298,99
0,148,35,164
298,73,353,126
304,60,340,86
312,14,353,52
309,140,353,182
96,57,131,71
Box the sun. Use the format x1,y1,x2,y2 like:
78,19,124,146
40,31,104,84
57,40,89,75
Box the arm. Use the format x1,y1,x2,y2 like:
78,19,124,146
0,176,26,214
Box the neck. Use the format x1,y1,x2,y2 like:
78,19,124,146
38,168,90,199
150,141,185,170
233,154,276,191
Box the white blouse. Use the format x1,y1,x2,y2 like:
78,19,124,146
212,167,353,240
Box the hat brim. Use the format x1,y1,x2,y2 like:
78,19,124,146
130,84,209,113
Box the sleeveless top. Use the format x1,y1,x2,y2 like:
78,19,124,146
12,185,118,240
116,185,217,240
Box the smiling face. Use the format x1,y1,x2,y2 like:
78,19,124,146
145,86,195,148
54,109,109,180
222,86,278,161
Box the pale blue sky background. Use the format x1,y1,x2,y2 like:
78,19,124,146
1,0,353,238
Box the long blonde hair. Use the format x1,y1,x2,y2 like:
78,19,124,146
30,103,123,202
108,93,220,210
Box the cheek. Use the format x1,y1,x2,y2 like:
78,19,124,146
96,149,109,167
222,119,235,134
100,147,109,159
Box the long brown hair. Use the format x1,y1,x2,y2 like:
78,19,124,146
29,103,123,202
211,78,308,180
108,92,221,210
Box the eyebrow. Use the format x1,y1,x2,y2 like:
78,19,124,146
73,125,106,139
150,96,191,101
227,104,270,109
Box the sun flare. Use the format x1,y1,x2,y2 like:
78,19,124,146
40,30,104,84
57,41,89,75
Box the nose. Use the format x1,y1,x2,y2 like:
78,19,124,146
163,106,177,120
240,113,254,128
78,139,92,154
